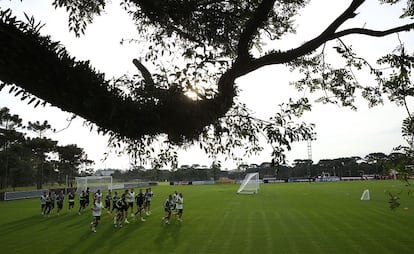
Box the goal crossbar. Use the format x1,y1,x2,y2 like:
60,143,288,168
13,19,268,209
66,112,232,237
75,176,112,193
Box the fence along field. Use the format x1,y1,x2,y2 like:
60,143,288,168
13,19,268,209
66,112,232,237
0,180,414,254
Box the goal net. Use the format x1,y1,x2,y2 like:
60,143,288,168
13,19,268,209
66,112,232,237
75,176,112,193
237,173,260,194
360,189,370,201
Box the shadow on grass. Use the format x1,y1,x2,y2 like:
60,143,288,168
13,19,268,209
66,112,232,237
153,220,182,252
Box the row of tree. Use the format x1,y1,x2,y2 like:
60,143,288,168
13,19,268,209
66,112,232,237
108,151,413,182
0,107,92,190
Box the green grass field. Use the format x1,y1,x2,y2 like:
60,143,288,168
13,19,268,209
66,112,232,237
1,180,414,254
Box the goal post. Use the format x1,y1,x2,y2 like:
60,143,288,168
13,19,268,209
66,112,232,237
75,176,112,193
237,172,260,194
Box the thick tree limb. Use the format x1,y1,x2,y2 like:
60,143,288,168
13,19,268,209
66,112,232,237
0,15,235,140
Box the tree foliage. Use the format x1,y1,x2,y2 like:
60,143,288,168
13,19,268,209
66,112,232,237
1,0,414,167
0,107,92,189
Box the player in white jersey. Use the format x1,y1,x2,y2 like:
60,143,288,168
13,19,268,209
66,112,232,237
175,193,184,223
90,197,103,232
145,188,154,215
94,189,103,200
127,188,135,217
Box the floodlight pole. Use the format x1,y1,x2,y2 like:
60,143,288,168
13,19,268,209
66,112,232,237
307,139,312,178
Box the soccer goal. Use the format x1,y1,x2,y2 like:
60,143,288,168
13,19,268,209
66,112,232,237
237,173,260,194
360,189,370,201
75,176,112,193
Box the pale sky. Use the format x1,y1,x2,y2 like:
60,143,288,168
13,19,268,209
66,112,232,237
0,0,412,170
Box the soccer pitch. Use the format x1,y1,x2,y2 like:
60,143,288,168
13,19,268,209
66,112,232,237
1,181,414,254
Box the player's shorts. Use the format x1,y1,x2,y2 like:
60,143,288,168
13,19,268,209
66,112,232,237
128,202,133,208
177,209,183,216
94,216,101,221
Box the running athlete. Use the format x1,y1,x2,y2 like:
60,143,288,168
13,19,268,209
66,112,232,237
44,192,52,217
161,195,173,225
84,187,90,208
134,189,146,221
145,188,153,215
110,191,119,215
104,190,112,210
40,192,47,216
94,189,103,200
78,190,86,215
50,191,56,214
175,193,184,223
90,197,103,232
126,188,135,217
56,191,65,216
123,189,131,224
68,191,75,212
172,191,179,210
114,194,127,228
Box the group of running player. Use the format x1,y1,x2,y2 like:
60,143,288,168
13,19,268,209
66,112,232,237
40,190,67,217
161,191,184,225
40,187,184,233
108,188,154,228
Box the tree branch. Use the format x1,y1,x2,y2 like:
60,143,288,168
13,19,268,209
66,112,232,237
332,23,414,38
236,0,366,75
237,0,276,61
132,58,154,86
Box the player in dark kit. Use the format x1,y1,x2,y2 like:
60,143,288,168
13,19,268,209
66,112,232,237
134,189,146,222
84,187,90,207
110,191,119,215
161,195,173,225
113,194,127,228
104,190,112,210
78,190,86,215
68,191,75,212
56,191,65,216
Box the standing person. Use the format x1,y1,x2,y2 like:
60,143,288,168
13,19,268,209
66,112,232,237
161,195,173,225
145,188,153,216
68,191,75,212
90,197,103,233
175,193,184,223
40,191,47,216
134,189,146,222
78,190,86,215
56,190,65,216
104,190,112,210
